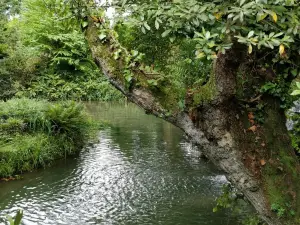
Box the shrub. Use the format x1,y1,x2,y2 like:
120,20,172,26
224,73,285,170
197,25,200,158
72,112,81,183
0,98,97,178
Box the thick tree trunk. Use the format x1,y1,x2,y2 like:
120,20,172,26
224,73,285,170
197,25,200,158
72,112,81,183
85,18,300,225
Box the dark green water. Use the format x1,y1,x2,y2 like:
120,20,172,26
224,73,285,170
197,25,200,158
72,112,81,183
0,103,250,225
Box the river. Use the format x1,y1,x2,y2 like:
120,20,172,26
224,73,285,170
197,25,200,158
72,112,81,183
0,102,251,225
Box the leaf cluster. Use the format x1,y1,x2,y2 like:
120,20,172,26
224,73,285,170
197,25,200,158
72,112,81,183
115,0,300,60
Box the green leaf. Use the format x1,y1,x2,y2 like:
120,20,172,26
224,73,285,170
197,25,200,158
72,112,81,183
169,36,176,43
291,90,300,96
273,32,284,38
131,50,139,57
98,33,106,40
291,69,298,77
248,31,254,38
239,11,244,22
205,31,210,39
125,75,132,82
6,215,14,225
81,21,88,28
147,79,158,86
195,50,205,59
14,210,23,225
296,82,300,89
144,22,151,30
141,26,146,34
227,13,235,19
122,0,127,7
256,12,267,22
161,29,171,38
155,19,160,30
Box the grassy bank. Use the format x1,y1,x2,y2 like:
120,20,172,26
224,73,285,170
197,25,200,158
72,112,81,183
0,98,97,178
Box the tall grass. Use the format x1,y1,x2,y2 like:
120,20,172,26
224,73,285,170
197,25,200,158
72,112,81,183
0,98,97,178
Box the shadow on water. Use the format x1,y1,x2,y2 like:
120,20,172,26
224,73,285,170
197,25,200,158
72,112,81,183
0,102,252,225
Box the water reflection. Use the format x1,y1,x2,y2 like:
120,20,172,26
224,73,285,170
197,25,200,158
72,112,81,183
0,102,249,225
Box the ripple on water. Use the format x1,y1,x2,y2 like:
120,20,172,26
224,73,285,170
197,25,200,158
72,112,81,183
0,103,252,225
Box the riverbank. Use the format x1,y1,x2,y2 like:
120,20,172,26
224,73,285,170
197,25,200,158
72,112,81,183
0,98,99,178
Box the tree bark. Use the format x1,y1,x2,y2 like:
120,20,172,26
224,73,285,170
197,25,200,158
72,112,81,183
85,18,300,225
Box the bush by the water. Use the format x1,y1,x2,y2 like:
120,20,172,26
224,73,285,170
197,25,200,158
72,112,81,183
0,98,97,178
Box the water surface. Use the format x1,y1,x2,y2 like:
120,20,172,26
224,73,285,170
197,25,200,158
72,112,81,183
0,102,249,225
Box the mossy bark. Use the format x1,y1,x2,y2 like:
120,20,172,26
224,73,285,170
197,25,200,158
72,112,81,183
85,20,300,225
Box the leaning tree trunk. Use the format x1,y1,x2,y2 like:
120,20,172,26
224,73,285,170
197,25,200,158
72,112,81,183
85,17,300,225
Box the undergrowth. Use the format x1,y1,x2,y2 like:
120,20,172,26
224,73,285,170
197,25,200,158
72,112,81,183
0,98,99,178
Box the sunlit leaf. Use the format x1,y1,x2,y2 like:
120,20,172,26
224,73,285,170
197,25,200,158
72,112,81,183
256,12,267,22
248,31,254,38
205,31,210,39
81,21,88,28
291,90,300,96
271,12,278,23
155,19,159,30
122,0,127,7
195,51,205,59
279,44,285,55
144,22,151,31
248,44,253,54
98,33,106,40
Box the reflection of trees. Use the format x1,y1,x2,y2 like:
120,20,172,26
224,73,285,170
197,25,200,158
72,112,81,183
85,102,219,175
85,102,184,163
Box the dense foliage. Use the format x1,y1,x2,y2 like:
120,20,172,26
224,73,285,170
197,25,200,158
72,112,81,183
100,0,300,143
105,0,299,107
114,0,299,59
0,0,122,101
0,98,97,178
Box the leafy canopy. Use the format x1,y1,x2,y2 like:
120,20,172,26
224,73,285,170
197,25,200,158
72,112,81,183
112,0,299,60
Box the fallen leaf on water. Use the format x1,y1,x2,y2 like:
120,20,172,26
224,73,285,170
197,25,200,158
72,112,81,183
1,177,15,182
260,159,266,166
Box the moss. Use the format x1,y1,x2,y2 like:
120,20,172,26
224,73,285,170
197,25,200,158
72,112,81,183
87,22,184,114
258,100,300,222
235,66,252,100
193,71,218,105
152,84,184,112
86,23,128,86
232,93,300,223
264,166,289,206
